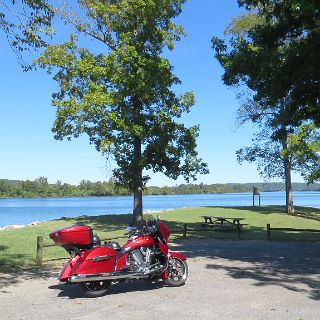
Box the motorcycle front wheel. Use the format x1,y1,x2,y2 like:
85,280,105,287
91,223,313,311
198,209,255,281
78,280,111,298
164,257,188,287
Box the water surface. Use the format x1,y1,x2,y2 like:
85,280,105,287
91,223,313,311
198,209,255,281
0,192,319,228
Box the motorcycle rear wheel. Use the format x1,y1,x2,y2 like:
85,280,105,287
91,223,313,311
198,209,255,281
164,257,188,287
78,280,111,298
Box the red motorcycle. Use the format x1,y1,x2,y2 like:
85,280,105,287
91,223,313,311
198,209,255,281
49,219,188,297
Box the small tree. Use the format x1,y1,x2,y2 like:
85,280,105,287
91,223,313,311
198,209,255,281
237,124,296,214
36,0,208,224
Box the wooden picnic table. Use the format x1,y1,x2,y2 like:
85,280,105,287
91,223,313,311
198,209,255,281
202,216,246,227
201,216,247,240
202,216,246,239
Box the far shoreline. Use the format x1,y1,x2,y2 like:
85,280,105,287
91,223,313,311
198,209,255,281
1,179,320,200
2,189,320,201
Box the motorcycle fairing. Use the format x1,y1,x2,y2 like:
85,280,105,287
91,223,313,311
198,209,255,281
158,242,168,255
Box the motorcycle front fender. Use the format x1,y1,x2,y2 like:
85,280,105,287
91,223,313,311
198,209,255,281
168,250,187,261
161,251,187,280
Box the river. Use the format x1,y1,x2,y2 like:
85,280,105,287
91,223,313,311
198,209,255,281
1,192,320,229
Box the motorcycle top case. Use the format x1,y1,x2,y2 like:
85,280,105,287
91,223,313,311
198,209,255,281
49,224,93,249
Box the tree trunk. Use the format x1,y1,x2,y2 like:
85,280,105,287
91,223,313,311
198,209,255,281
282,133,295,215
132,99,143,225
133,184,143,225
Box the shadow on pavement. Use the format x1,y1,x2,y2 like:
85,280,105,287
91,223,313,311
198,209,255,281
49,280,164,299
0,267,59,290
173,239,320,301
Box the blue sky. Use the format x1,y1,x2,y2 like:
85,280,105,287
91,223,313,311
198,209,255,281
0,0,304,186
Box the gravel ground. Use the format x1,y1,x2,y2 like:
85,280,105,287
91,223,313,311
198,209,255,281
0,239,319,320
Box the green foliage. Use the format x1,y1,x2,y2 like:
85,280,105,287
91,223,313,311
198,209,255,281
224,12,264,37
215,0,320,126
288,123,320,183
236,123,320,188
0,177,119,198
35,0,208,198
235,125,312,182
0,0,54,66
236,130,284,180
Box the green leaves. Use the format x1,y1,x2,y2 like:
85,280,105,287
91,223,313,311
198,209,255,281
287,123,320,183
1,0,54,67
240,1,320,125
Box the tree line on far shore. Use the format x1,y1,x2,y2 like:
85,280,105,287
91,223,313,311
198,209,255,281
1,178,320,198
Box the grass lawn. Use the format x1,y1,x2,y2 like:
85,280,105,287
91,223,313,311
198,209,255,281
1,205,320,271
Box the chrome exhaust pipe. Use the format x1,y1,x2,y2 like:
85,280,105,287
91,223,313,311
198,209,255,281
69,271,148,283
69,265,166,283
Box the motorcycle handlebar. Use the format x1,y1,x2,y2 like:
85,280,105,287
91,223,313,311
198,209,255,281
126,220,158,236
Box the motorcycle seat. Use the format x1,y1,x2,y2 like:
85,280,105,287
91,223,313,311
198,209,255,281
105,241,122,251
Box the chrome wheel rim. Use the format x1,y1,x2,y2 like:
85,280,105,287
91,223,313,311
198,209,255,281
168,258,187,282
83,281,109,292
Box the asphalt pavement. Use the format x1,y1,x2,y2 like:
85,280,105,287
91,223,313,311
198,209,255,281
1,239,319,320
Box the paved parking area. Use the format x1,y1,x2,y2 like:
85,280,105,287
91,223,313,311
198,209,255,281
1,239,319,320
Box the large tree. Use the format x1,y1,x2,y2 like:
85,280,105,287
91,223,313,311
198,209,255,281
35,0,208,224
211,2,316,214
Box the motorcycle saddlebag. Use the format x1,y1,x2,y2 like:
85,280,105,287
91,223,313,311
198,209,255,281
59,246,118,281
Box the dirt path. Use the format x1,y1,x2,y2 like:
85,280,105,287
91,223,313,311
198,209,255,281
1,240,319,320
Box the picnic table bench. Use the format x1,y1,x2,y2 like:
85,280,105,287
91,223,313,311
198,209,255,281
201,216,248,237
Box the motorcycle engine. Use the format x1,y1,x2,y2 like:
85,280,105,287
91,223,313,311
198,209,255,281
129,246,158,273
